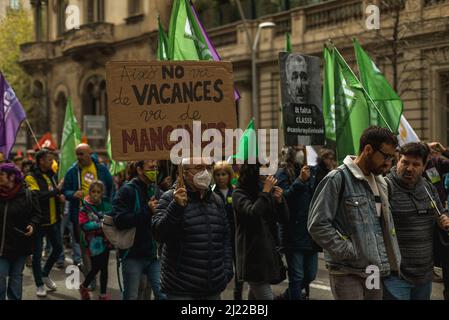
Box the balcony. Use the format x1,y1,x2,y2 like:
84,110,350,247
424,0,449,6
60,22,115,60
305,0,363,30
209,25,238,48
196,0,333,29
272,10,292,36
19,41,53,69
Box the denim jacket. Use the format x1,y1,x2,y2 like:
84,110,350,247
308,156,401,277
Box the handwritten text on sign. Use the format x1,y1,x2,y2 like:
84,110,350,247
106,61,237,161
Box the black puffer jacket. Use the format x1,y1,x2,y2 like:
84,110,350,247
232,187,289,284
0,186,42,258
152,188,233,297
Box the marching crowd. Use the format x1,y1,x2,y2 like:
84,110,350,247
1,126,449,300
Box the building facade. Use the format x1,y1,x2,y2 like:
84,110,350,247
0,0,30,17
19,0,449,148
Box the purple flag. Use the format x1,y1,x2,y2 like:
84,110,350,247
0,74,26,159
189,1,241,101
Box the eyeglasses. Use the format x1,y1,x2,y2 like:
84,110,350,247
377,149,396,162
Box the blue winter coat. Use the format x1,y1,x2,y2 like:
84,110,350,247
276,167,316,251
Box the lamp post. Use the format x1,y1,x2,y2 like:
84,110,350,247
251,22,276,129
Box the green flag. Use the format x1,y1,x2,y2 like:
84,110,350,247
58,97,81,180
354,38,403,133
323,46,336,142
168,0,212,60
157,16,169,61
285,32,292,53
107,131,126,176
233,119,258,162
334,50,371,164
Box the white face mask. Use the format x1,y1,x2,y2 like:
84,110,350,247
193,169,212,190
295,151,304,165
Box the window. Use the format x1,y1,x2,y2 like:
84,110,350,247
82,76,107,118
55,92,67,143
86,0,104,24
82,76,108,148
128,0,142,16
97,0,104,22
34,0,47,41
56,0,67,37
197,0,334,29
32,80,48,135
9,0,20,10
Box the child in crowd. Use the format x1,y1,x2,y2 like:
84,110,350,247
78,181,112,300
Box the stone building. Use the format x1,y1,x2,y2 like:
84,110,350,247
0,0,31,17
19,0,449,148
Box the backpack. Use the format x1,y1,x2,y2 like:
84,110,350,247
102,183,140,250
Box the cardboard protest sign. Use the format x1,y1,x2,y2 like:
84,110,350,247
279,52,324,146
106,61,237,161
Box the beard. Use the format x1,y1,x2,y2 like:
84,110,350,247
398,170,418,185
369,160,387,176
371,167,385,176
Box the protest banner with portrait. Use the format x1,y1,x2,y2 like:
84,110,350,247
279,52,325,146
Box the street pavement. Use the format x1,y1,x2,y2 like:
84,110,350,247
20,251,444,300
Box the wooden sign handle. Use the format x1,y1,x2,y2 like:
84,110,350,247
177,164,185,189
303,146,308,167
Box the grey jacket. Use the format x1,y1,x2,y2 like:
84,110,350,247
308,156,401,277
386,168,445,285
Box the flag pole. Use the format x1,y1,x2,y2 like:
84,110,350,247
328,40,394,133
178,163,185,189
25,119,41,149
303,146,308,166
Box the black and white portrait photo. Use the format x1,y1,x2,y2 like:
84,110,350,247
279,52,324,146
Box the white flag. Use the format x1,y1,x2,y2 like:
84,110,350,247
306,146,318,166
397,115,420,146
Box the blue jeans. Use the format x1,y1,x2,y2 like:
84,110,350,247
57,214,81,265
32,222,63,287
0,256,26,300
122,258,166,300
383,275,432,300
285,250,318,299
